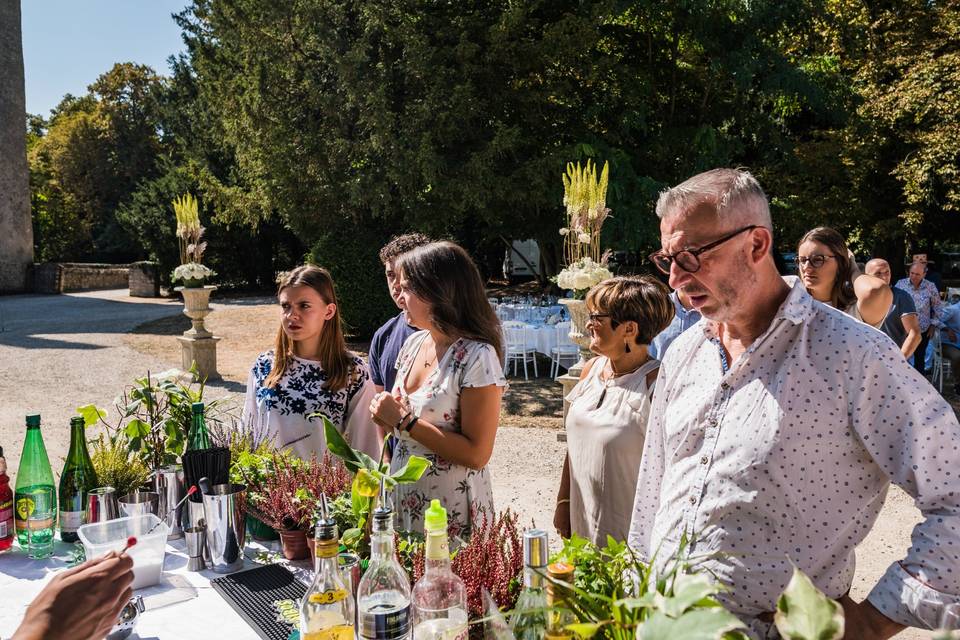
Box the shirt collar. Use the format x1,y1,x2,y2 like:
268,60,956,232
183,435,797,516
701,275,815,339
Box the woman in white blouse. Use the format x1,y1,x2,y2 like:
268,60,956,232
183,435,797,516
242,265,381,462
553,276,674,545
369,241,506,537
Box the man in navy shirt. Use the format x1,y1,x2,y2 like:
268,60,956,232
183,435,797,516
369,233,432,393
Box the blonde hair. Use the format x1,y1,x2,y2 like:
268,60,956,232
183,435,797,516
264,265,353,391
585,276,675,345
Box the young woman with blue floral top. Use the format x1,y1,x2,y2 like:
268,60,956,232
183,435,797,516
368,241,507,538
242,265,381,462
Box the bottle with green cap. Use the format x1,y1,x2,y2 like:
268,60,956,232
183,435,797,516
412,499,468,640
186,402,211,451
14,414,56,558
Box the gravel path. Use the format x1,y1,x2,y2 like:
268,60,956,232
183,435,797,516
0,289,934,638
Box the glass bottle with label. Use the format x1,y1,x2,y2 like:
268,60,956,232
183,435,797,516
510,529,549,640
357,481,412,640
186,402,211,451
301,494,355,640
412,499,468,640
14,414,56,558
59,416,98,543
0,445,14,552
545,561,577,640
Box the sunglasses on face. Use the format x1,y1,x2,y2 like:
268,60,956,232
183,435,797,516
587,312,620,328
649,225,759,275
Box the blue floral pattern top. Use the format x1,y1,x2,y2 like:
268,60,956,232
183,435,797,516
389,331,507,538
242,350,381,461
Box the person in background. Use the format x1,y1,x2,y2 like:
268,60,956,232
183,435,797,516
911,252,943,291
939,296,960,395
369,233,432,394
630,168,960,637
895,261,943,376
368,241,507,537
12,551,134,640
243,265,382,461
648,288,700,360
797,227,891,326
864,258,921,361
553,275,674,545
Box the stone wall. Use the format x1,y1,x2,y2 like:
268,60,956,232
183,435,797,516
31,263,132,293
128,261,160,297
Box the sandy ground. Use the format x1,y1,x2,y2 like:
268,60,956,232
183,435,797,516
0,289,946,637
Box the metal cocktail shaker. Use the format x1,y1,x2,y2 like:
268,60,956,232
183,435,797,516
201,483,246,574
85,487,119,524
154,465,185,539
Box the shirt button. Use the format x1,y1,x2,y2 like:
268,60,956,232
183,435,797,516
707,418,718,428
720,382,730,390
688,495,697,505
700,456,709,465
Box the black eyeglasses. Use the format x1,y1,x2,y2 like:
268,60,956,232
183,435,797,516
795,255,836,269
587,312,620,328
649,225,759,275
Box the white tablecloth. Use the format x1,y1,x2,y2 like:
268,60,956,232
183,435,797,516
0,536,310,639
495,304,563,324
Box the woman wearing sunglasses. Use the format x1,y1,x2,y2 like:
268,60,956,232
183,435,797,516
553,276,674,545
796,227,891,326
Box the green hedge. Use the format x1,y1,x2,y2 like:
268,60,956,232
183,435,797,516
309,220,397,340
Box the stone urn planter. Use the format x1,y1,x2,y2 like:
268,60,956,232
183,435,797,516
559,297,593,377
174,284,221,380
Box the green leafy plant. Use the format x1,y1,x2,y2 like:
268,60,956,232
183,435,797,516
321,416,431,552
88,433,151,497
774,565,845,640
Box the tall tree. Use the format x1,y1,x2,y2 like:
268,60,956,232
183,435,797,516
0,0,33,291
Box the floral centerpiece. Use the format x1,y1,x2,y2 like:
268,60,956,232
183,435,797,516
554,160,613,372
554,160,613,299
172,193,216,287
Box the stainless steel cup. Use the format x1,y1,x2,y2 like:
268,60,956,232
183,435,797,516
184,525,207,572
85,487,119,524
154,465,185,539
118,491,159,518
201,483,246,574
186,500,210,566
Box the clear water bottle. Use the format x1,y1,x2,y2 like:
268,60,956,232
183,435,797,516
357,481,412,640
412,499,468,640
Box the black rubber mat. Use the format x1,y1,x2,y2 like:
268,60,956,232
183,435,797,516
210,563,306,640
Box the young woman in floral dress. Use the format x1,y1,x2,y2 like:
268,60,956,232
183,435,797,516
369,241,506,538
242,265,381,462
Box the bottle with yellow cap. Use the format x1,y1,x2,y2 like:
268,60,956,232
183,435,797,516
412,499,468,640
300,494,355,640
545,561,577,640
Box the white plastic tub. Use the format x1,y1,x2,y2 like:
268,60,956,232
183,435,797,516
77,513,169,589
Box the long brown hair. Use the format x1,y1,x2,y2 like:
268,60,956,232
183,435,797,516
264,265,353,391
396,241,503,361
798,227,856,310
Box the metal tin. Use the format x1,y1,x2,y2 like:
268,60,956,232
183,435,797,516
85,487,118,524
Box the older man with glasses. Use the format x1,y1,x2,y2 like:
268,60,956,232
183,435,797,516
631,168,960,638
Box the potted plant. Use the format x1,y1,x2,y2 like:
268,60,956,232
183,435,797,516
171,193,216,288
243,452,351,560
554,160,613,374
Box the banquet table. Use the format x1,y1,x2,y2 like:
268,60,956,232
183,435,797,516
494,303,563,324
0,536,310,639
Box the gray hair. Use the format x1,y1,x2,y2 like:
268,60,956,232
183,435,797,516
655,168,772,229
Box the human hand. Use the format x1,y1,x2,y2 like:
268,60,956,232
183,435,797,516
553,500,571,540
12,551,134,640
369,390,405,430
838,595,904,640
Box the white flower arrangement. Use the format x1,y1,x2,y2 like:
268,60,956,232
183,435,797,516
554,257,613,297
173,262,217,284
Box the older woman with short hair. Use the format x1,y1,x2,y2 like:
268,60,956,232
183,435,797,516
553,275,674,544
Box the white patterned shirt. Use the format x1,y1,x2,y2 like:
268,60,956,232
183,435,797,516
628,276,960,630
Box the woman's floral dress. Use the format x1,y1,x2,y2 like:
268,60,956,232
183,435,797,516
390,331,507,538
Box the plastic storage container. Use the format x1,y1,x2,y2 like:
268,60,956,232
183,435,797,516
77,513,169,589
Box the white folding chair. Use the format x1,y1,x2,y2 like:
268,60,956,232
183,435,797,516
549,321,580,378
502,321,539,380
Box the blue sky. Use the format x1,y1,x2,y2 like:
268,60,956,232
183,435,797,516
21,1,189,117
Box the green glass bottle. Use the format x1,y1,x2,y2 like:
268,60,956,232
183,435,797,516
187,402,211,451
14,414,56,558
59,416,98,543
